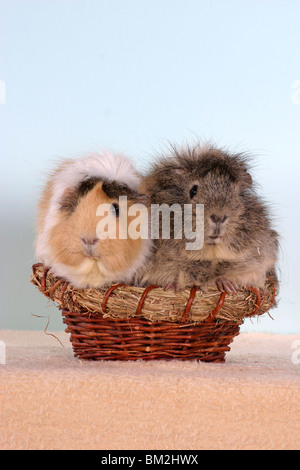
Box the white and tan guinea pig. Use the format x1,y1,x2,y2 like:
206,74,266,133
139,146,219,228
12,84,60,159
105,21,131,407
35,151,151,288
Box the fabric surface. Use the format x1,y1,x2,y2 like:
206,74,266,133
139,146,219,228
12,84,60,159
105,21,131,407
0,330,299,450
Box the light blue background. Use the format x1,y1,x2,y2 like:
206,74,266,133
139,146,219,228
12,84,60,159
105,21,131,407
1,0,299,333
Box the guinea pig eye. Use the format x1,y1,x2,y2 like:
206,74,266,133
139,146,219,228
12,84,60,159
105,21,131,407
111,203,120,218
189,185,198,199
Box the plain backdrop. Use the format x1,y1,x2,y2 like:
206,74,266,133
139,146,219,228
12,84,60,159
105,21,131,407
0,0,299,333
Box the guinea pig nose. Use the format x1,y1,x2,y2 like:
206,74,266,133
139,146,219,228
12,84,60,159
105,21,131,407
81,237,98,246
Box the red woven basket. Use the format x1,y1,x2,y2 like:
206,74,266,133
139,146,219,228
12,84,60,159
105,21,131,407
31,263,278,363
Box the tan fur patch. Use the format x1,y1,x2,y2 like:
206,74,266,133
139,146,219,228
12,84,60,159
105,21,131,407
49,182,144,278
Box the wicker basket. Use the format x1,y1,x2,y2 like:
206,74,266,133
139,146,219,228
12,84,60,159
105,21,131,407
31,263,278,363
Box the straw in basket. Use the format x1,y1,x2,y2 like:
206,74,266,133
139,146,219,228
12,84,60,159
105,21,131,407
31,263,278,363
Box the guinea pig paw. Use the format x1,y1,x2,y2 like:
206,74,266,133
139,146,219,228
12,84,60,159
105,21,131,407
199,284,209,293
216,278,238,294
163,282,183,293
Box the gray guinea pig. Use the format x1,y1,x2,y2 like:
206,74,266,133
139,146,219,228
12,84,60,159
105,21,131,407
135,143,279,293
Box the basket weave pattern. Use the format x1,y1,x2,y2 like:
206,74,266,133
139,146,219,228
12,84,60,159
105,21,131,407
31,263,277,363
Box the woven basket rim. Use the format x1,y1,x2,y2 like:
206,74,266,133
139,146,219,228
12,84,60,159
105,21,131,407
30,263,278,325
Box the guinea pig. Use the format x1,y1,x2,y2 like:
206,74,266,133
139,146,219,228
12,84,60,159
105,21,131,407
135,143,279,293
35,151,151,288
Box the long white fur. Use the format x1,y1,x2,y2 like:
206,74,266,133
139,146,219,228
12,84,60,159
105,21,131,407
35,151,142,267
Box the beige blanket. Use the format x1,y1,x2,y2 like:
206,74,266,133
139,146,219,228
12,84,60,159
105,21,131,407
0,330,299,450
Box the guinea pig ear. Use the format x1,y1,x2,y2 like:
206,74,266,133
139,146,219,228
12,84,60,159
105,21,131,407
243,171,253,187
236,171,253,191
59,187,79,214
